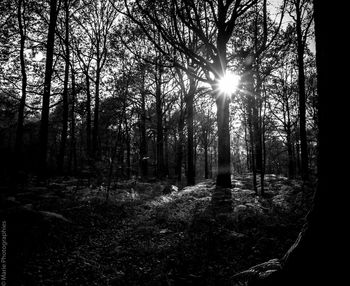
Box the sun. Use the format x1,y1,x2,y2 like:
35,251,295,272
218,71,240,95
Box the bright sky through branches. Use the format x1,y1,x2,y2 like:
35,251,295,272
218,71,240,95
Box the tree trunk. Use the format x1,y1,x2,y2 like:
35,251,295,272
92,52,101,159
204,131,209,179
155,59,164,179
140,72,148,178
85,71,92,158
69,65,77,174
176,110,185,182
38,0,58,175
296,1,309,181
210,36,233,213
15,0,27,167
286,128,295,179
58,0,70,174
244,65,258,193
126,125,131,179
286,99,295,178
248,111,258,194
243,2,341,284
164,121,169,178
255,76,264,195
244,116,250,171
215,91,232,188
186,79,195,185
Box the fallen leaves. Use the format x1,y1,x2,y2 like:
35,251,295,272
0,174,313,285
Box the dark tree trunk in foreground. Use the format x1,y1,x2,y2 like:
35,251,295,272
242,2,341,285
14,0,27,166
38,0,58,175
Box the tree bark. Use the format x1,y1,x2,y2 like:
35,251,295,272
164,117,169,178
140,72,148,178
296,0,309,181
58,0,70,174
155,60,164,179
85,71,92,158
69,64,77,174
215,92,232,188
38,0,58,175
243,2,341,284
125,121,131,179
186,77,195,185
214,37,231,189
15,0,27,165
204,131,209,179
255,75,264,195
176,109,185,182
245,68,258,194
92,59,100,159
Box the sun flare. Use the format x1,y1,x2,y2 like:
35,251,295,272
218,71,240,95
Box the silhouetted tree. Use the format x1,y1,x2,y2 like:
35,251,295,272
38,0,59,175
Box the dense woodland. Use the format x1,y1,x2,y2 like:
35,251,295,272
0,0,342,285
0,0,317,186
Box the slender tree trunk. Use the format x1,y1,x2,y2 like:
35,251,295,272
204,131,209,179
186,78,195,185
58,0,70,173
164,122,169,178
15,0,27,166
92,56,101,159
140,72,148,178
247,92,258,193
126,124,131,179
69,65,77,174
38,0,58,175
155,59,164,179
286,129,295,179
244,116,250,171
244,64,258,193
253,100,262,174
176,110,185,182
295,133,301,176
255,76,264,195
296,1,309,181
248,108,258,194
85,71,92,158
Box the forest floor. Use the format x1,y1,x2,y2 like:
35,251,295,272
1,174,314,286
